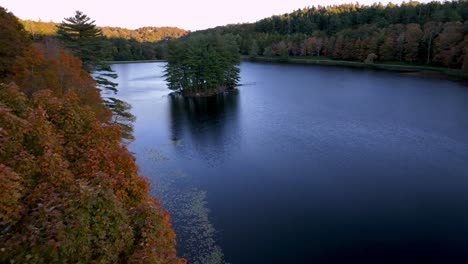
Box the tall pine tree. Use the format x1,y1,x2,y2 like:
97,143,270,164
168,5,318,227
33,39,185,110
57,11,135,142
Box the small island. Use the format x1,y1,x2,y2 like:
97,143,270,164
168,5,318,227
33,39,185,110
165,33,241,97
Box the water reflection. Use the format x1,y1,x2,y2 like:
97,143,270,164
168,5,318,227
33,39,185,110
117,62,468,264
164,91,241,263
168,91,241,167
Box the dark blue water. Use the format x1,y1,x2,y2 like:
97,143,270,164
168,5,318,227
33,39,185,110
113,62,468,264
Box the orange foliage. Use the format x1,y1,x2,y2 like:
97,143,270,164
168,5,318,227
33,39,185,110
433,22,465,68
0,7,30,79
0,165,24,226
0,83,185,264
13,39,111,122
0,6,184,263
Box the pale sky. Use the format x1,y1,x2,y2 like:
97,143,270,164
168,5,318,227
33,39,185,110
0,0,435,31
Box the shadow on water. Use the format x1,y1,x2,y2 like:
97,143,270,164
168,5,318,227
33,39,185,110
159,91,241,264
168,91,241,167
169,90,240,140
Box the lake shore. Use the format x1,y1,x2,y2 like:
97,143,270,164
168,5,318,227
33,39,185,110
107,57,467,82
106,59,166,64
170,87,237,98
243,56,467,81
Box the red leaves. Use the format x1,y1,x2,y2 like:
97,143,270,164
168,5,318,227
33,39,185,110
0,7,183,261
0,82,183,263
0,7,30,79
0,164,24,226
128,198,186,264
0,17,183,264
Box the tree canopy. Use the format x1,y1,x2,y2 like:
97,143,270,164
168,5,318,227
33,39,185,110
195,0,468,73
165,34,240,96
21,19,187,61
57,11,104,71
0,7,30,79
57,11,136,141
0,7,184,263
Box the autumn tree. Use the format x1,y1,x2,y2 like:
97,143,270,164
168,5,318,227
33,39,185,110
0,7,30,79
433,22,465,67
0,7,184,263
404,23,423,62
0,84,184,264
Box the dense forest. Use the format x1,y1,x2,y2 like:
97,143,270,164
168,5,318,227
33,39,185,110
19,1,468,74
21,19,187,61
165,34,241,96
0,6,184,263
195,0,468,73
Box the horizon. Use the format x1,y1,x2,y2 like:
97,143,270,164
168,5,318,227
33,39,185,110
1,0,436,31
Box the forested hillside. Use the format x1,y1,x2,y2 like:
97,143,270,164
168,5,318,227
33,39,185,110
21,19,188,61
0,7,184,263
197,0,468,72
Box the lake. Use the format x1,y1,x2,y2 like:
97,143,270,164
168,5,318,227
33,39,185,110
112,62,468,264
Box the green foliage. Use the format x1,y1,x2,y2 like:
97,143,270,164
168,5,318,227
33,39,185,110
253,1,468,35
57,11,104,72
196,0,468,70
57,11,136,142
105,97,136,143
165,33,240,96
248,40,259,59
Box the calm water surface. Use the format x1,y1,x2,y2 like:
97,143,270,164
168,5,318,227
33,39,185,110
112,62,468,264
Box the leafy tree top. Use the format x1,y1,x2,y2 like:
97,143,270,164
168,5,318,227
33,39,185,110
165,33,240,96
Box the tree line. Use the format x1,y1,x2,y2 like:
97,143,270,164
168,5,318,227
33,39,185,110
21,19,187,61
0,6,184,263
196,0,468,72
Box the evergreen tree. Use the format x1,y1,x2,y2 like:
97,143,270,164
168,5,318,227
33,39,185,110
165,33,240,96
57,11,103,71
249,40,259,59
57,11,135,142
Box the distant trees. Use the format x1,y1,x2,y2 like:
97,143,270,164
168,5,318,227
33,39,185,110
249,40,259,59
20,19,187,61
404,24,423,62
253,1,468,36
194,0,467,73
165,34,240,96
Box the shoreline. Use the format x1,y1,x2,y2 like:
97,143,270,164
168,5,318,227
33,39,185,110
107,59,166,64
243,56,467,81
169,87,238,98
108,57,467,82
